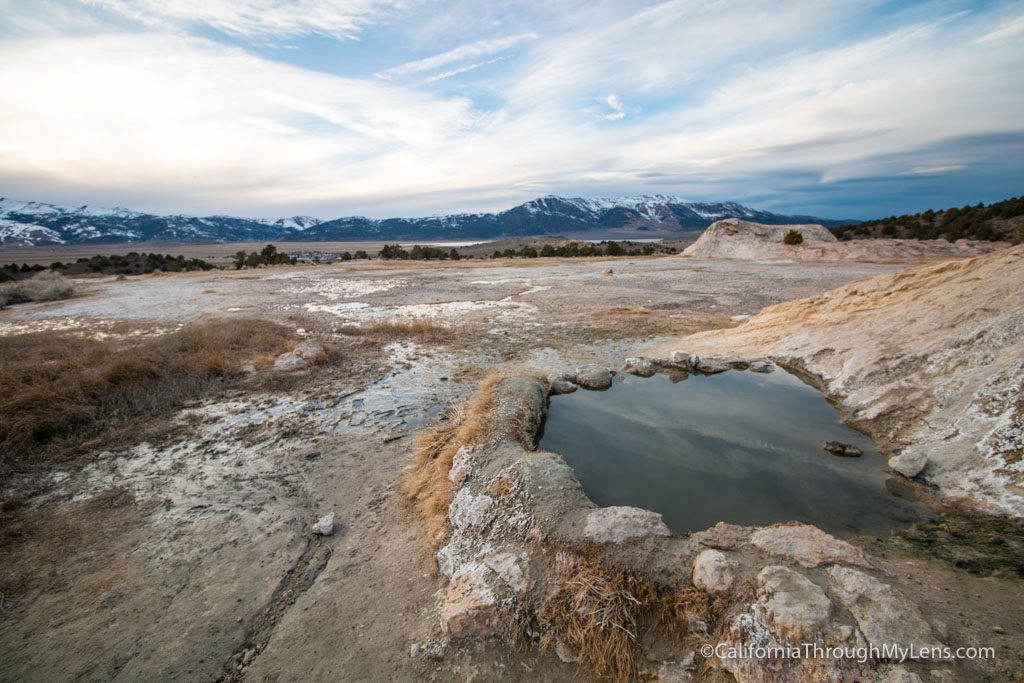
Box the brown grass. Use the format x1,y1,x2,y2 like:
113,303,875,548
401,374,502,545
337,318,455,342
536,552,719,681
597,306,653,316
539,552,659,681
0,318,295,475
0,271,74,308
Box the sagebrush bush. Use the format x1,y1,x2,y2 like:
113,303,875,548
0,271,74,308
783,229,804,245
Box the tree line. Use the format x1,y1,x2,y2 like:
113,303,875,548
833,196,1023,243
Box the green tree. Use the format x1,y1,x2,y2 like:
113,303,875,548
784,230,804,245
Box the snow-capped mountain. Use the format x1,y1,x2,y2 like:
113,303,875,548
0,195,851,246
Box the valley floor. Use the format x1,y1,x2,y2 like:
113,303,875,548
1,254,1020,681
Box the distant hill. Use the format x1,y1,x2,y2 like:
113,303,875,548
834,196,1024,243
0,195,852,246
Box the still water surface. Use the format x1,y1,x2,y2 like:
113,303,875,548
538,369,929,537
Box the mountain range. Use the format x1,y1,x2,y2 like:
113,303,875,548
0,195,854,246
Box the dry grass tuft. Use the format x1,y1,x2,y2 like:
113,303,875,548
533,552,724,681
597,306,653,316
401,374,502,545
337,319,455,342
0,318,294,475
0,271,74,308
539,552,659,681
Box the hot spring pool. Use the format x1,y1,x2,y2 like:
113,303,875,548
538,367,930,537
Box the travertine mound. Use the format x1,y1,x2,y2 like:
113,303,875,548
684,219,836,259
683,218,999,261
653,245,1024,516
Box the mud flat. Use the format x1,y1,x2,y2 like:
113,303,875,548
1,250,1021,681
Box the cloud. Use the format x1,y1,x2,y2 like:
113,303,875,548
600,94,625,121
375,32,537,79
79,0,410,38
0,1,1021,218
419,56,507,84
0,33,476,207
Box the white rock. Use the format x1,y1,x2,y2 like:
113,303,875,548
749,523,872,568
449,488,495,532
583,506,671,543
448,446,473,483
273,351,308,371
756,565,832,638
440,564,498,638
482,551,531,594
748,360,774,373
889,451,928,478
624,357,656,377
692,549,737,594
827,566,944,653
312,513,335,536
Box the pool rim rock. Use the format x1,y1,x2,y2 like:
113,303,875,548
415,358,964,682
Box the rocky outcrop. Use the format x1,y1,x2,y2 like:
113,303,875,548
821,441,863,457
749,523,872,568
582,506,671,543
827,566,944,652
574,365,614,389
272,340,323,371
623,357,657,377
421,375,988,682
755,566,832,638
651,246,1024,516
440,564,500,637
692,549,737,593
683,218,996,262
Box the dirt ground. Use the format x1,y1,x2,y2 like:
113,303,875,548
0,254,1014,681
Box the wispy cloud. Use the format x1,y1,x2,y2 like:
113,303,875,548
375,32,537,79
600,94,626,121
79,0,410,39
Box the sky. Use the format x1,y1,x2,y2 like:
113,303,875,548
0,0,1022,220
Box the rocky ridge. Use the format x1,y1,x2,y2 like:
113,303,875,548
655,245,1024,516
426,366,968,682
683,218,1000,262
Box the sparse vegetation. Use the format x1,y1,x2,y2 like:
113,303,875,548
0,270,74,308
337,319,454,342
233,244,296,269
2,253,216,277
378,244,461,260
402,374,502,545
597,306,653,316
536,552,721,681
540,552,658,679
490,240,673,259
833,195,1024,243
783,229,804,245
0,318,296,475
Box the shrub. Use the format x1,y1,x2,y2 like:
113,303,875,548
783,229,804,245
0,318,295,473
0,271,74,308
